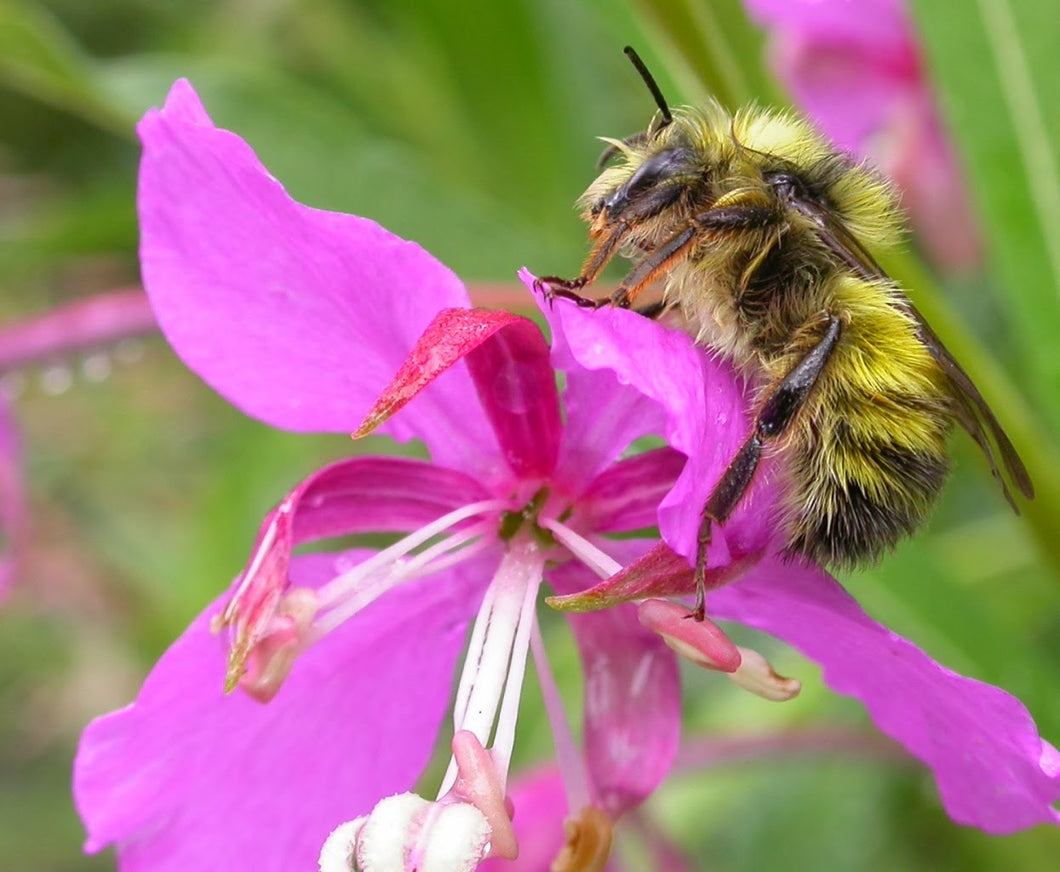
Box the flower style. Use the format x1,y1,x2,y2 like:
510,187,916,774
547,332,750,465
73,76,1059,872
743,0,981,271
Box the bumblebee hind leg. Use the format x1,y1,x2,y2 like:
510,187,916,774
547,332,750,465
692,315,842,620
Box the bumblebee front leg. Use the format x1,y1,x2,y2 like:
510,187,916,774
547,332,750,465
692,315,842,620
608,201,780,309
535,219,634,308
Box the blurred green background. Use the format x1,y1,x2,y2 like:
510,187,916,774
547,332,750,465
1,0,1058,869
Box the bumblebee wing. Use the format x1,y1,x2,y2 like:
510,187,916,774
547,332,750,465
790,193,1034,506
903,301,1034,506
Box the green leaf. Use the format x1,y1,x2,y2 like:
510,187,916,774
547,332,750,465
627,0,780,108
0,0,133,134
910,0,1060,428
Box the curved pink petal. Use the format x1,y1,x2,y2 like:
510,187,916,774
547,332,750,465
75,548,496,871
463,311,561,481
138,80,495,473
216,455,489,685
288,455,491,542
528,272,777,567
550,329,669,489
355,308,561,483
709,556,1060,834
550,541,681,818
577,448,686,533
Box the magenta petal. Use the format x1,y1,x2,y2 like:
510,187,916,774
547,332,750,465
287,455,491,543
550,329,669,489
463,312,561,480
527,271,775,566
578,448,686,533
356,308,561,481
75,549,493,871
569,599,681,816
138,81,495,472
217,455,488,689
709,556,1060,834
550,545,681,817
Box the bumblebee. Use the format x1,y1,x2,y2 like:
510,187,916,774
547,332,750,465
541,48,1033,614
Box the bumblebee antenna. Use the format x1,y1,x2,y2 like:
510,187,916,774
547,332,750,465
623,46,672,125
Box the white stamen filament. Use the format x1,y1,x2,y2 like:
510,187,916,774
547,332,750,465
540,516,623,578
315,499,507,607
490,562,541,775
438,539,545,798
311,523,494,639
530,618,592,813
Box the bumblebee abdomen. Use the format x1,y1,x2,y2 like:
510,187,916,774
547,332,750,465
783,429,951,568
780,341,954,568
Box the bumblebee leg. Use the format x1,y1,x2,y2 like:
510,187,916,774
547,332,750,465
610,202,781,308
609,226,697,308
535,218,637,308
692,315,843,620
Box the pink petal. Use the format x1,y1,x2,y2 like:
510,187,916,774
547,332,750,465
285,456,490,543
216,455,488,689
577,448,686,533
75,548,495,871
550,326,669,488
546,543,755,614
528,271,777,567
463,310,562,481
550,542,681,818
355,308,561,482
709,556,1060,834
138,80,495,473
744,0,911,56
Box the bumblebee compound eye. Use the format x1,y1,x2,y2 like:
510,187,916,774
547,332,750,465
602,147,692,218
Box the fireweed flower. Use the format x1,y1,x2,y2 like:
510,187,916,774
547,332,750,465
73,80,747,872
72,78,1059,872
744,0,981,270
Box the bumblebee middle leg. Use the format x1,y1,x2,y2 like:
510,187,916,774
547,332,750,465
692,315,843,620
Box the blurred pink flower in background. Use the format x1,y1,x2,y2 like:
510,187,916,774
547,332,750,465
745,0,982,271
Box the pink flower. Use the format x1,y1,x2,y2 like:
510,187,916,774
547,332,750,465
73,80,741,871
73,76,1058,872
744,0,981,270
